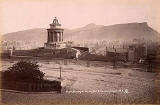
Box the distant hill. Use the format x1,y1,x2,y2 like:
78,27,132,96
3,28,47,42
64,22,160,42
3,22,160,43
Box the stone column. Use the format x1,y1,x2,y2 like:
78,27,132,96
62,32,63,41
52,31,54,42
51,32,53,42
53,32,56,42
55,33,57,42
47,31,49,43
49,33,51,42
59,32,62,42
57,32,59,42
58,33,60,42
60,32,62,42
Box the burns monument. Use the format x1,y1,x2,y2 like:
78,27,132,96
44,17,66,49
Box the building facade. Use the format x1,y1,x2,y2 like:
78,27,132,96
44,17,66,49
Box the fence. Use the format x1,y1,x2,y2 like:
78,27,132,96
1,80,61,92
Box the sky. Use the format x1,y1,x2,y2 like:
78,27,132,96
0,0,160,34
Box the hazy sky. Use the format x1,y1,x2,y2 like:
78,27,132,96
0,0,160,34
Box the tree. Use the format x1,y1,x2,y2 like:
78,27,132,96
3,61,45,82
146,54,156,72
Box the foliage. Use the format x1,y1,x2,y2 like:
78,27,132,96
3,60,45,82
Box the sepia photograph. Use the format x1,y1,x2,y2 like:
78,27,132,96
0,0,160,104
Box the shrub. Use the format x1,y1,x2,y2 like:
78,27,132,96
3,60,45,82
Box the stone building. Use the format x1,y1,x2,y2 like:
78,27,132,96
44,17,66,49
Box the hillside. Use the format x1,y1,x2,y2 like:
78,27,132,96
3,22,160,43
3,28,47,42
64,22,160,42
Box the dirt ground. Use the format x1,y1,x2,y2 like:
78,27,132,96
0,59,158,104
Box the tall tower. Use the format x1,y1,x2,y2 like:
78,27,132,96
44,17,66,49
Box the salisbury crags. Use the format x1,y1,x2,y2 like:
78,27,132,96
3,22,160,42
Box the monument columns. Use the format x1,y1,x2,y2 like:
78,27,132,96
61,32,63,41
52,31,54,42
59,33,61,42
51,32,53,42
45,17,65,49
57,32,59,42
62,32,63,41
47,32,49,42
